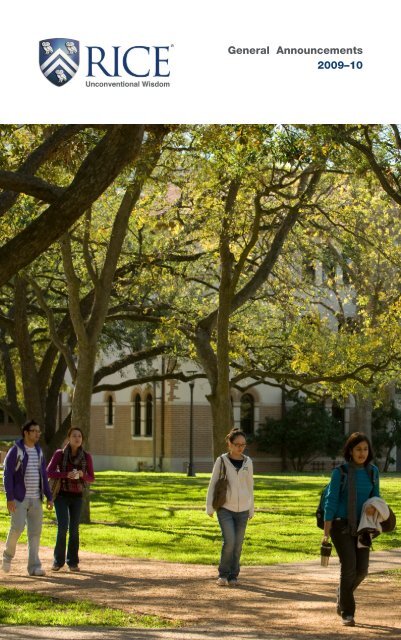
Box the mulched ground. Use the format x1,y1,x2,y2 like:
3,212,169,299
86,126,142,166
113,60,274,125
1,544,401,639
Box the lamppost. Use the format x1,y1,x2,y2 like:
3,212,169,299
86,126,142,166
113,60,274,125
187,373,196,477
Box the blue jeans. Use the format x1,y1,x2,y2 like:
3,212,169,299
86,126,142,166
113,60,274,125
3,497,43,574
217,508,249,580
54,492,83,567
331,519,370,617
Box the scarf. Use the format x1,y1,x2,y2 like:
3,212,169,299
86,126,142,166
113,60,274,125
60,444,87,493
347,462,358,536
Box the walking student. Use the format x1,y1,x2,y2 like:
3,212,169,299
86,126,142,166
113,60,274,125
206,428,254,586
47,427,94,572
323,432,380,627
2,419,53,576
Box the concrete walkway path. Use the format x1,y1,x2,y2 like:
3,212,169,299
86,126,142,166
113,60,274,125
1,544,401,639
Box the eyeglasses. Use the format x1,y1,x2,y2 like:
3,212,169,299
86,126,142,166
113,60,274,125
232,442,246,447
29,429,41,434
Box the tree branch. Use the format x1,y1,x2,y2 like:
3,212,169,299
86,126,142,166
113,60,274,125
26,275,77,381
60,232,89,348
93,344,172,385
0,124,85,217
0,125,145,286
0,170,64,202
93,371,206,394
335,125,401,206
87,126,168,340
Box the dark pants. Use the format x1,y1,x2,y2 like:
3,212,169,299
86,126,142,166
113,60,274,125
54,492,83,568
216,508,249,580
331,519,370,617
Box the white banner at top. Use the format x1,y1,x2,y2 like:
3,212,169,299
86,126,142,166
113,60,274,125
0,0,399,123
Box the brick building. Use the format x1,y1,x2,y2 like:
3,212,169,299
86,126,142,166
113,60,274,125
2,361,394,472
58,359,357,473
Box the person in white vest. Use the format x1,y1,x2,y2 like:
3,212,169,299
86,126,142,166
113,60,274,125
2,420,53,576
206,428,254,586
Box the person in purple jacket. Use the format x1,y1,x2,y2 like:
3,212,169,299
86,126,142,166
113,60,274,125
47,426,94,572
2,419,53,576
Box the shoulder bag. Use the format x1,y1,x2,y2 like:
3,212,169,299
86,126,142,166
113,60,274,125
212,456,228,510
381,507,397,533
49,477,61,501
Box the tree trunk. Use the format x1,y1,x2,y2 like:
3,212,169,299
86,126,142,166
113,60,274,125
14,277,45,425
195,257,235,458
80,486,91,525
353,396,372,440
0,331,25,426
280,386,288,472
70,349,96,439
208,391,234,458
383,447,392,472
194,325,233,458
43,356,68,456
211,226,235,457
47,412,72,456
190,171,320,461
70,349,96,524
396,443,401,472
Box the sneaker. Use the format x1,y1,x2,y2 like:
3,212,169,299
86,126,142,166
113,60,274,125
1,560,11,574
68,565,80,572
341,615,355,627
216,577,228,586
228,578,238,587
29,568,46,577
51,564,62,571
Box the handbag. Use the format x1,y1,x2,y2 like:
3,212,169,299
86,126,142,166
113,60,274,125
212,456,228,510
381,507,396,533
49,477,61,501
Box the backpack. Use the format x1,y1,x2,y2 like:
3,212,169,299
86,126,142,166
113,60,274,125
14,443,44,472
315,463,375,529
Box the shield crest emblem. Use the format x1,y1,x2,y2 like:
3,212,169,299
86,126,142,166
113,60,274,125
39,38,80,86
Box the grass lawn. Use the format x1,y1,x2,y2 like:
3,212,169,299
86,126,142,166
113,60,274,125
1,472,400,565
0,586,179,627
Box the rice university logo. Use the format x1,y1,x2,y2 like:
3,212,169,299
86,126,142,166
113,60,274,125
39,38,79,86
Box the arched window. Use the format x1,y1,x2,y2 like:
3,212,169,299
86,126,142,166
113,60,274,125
106,395,114,426
145,394,153,437
133,394,141,436
240,393,254,435
0,408,4,423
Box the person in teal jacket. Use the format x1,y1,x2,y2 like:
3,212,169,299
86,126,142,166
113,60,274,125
323,432,380,627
